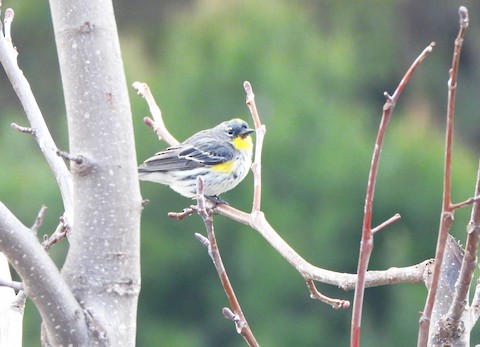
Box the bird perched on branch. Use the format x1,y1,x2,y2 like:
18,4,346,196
138,118,254,203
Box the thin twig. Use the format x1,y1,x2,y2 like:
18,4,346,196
3,8,16,58
0,278,23,291
371,213,401,235
449,194,480,210
132,81,179,146
167,207,196,220
417,7,469,347
351,42,435,347
306,280,350,309
243,81,265,213
56,150,92,176
56,150,84,165
31,205,48,234
194,232,210,247
10,122,34,134
0,8,73,223
42,217,70,251
194,177,259,347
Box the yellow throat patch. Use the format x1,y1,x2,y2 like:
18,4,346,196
232,135,253,150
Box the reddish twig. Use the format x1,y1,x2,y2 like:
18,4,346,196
417,7,469,347
351,42,435,347
194,177,259,347
449,194,480,210
371,213,401,235
167,207,196,220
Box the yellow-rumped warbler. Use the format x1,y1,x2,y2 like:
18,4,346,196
138,118,254,202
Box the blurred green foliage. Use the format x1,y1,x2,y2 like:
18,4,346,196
1,0,480,346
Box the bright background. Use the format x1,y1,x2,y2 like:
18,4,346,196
1,0,480,346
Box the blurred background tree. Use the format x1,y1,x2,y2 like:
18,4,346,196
1,0,479,345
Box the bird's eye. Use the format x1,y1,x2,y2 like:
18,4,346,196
227,128,235,135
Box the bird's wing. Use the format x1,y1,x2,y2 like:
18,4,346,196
139,140,234,172
179,138,234,165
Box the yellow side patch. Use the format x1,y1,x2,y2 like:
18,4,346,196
233,135,253,150
211,160,235,173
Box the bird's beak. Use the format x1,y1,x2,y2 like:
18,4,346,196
240,128,255,137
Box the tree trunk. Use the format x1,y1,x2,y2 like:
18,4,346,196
47,1,142,345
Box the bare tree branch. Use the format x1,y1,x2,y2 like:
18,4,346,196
218,203,431,289
437,159,480,345
418,7,469,347
243,81,265,212
0,202,89,346
133,81,179,146
29,205,48,235
193,177,259,347
0,8,73,224
349,41,435,347
447,162,480,328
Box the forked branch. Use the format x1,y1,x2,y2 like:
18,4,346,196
0,202,88,345
133,81,179,146
417,7,470,347
193,177,259,347
0,8,73,225
351,42,435,347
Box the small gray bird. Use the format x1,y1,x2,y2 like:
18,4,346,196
138,118,254,201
